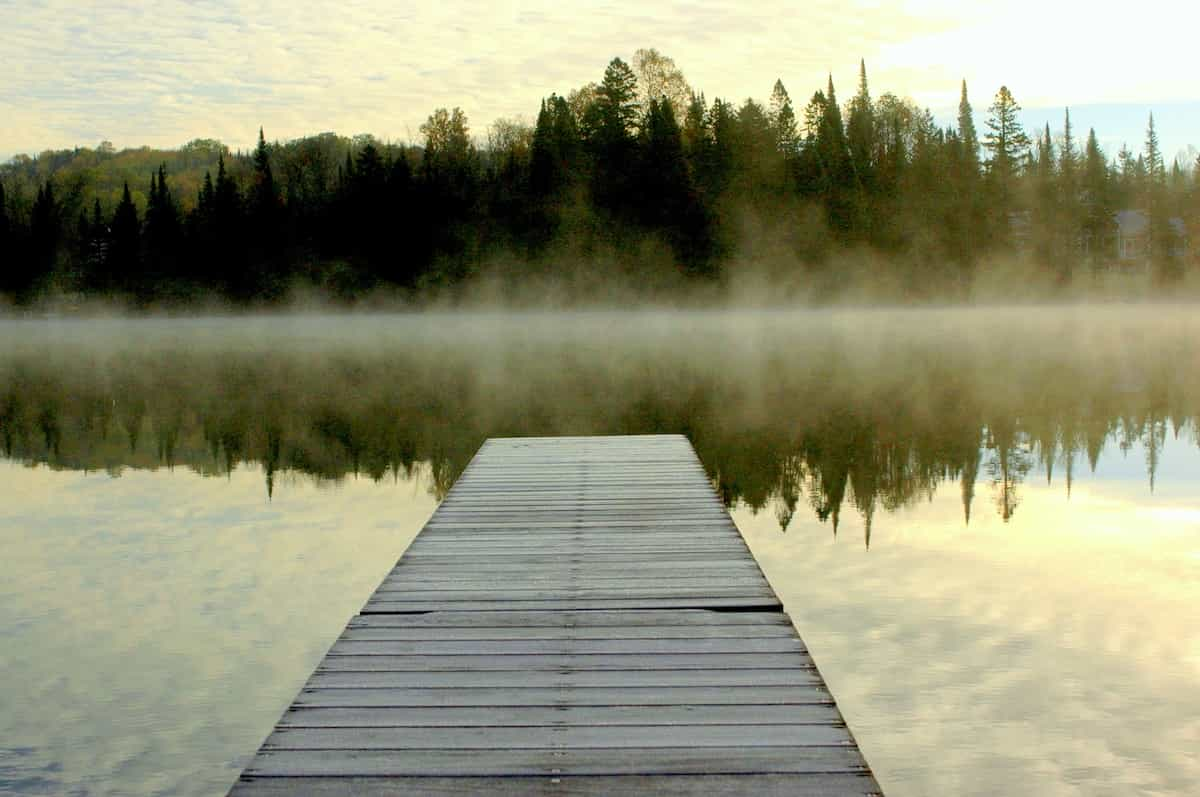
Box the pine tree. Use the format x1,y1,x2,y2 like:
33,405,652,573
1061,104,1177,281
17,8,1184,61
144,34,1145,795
108,182,140,294
817,76,855,237
584,58,641,213
531,95,579,200
1144,113,1165,186
211,154,247,297
29,180,62,292
1033,123,1060,273
957,80,980,173
249,128,280,232
145,163,181,292
0,181,8,252
1059,109,1082,263
983,85,1031,217
214,154,242,227
1144,113,1176,279
947,81,984,266
638,98,710,270
768,80,799,156
596,57,640,136
682,92,709,160
846,60,875,184
1080,130,1113,266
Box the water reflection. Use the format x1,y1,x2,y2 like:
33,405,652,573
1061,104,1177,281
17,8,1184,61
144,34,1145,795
1,309,1197,797
2,309,1196,543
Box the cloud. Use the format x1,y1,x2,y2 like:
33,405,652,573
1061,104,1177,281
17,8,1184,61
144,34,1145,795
0,0,1195,159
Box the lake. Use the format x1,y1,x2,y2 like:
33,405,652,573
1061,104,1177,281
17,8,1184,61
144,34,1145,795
1,307,1197,796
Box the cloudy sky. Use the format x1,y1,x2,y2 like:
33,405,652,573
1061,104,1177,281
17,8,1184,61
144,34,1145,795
2,0,1197,161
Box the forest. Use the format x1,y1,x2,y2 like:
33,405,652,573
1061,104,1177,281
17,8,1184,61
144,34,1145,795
1,50,1198,307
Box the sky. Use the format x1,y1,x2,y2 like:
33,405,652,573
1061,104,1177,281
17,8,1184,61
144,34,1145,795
1,0,1197,163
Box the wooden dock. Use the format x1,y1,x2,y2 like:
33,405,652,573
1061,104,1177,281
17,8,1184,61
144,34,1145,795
230,435,881,795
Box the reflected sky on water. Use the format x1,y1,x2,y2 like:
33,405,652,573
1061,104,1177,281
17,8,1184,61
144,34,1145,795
0,308,1197,795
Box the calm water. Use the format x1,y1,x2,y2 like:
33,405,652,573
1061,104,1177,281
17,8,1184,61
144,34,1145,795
1,308,1198,796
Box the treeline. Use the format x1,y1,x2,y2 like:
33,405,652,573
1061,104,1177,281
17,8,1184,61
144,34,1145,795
2,50,1198,305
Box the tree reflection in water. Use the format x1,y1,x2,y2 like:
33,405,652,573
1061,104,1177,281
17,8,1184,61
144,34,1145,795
2,311,1196,544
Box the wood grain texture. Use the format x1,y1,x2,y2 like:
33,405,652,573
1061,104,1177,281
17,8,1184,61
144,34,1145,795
229,435,880,795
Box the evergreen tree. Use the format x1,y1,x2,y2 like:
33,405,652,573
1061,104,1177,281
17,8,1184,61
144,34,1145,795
29,180,62,293
530,94,578,198
144,164,181,294
1144,113,1176,279
0,181,8,260
846,60,875,184
817,76,855,238
983,85,1031,219
696,98,736,198
84,197,107,286
1032,123,1061,274
734,98,778,195
1058,109,1082,264
107,182,140,294
637,98,712,272
957,80,980,173
211,154,247,297
594,57,640,137
768,80,799,156
948,81,983,267
1080,130,1113,265
213,154,242,227
682,92,709,158
249,128,281,236
584,58,641,213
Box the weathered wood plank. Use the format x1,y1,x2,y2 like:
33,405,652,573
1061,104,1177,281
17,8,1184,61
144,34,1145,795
338,624,801,643
316,653,811,671
347,610,791,627
294,685,834,708
263,724,854,750
329,638,804,655
230,774,882,796
306,669,824,688
361,597,783,612
242,746,870,777
277,704,842,727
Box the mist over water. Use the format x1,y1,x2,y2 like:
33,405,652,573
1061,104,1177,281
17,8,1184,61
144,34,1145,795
1,305,1198,795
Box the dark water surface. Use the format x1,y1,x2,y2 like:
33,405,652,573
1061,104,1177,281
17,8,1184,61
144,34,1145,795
1,308,1197,796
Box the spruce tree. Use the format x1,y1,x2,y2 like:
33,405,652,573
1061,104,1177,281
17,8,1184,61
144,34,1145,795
846,60,875,184
29,180,62,293
585,58,641,213
817,76,855,238
768,80,799,156
108,182,140,294
948,81,984,265
957,81,980,173
1080,130,1112,265
211,154,246,297
1059,109,1082,263
682,92,708,161
145,163,181,291
1,180,17,297
596,58,640,137
0,181,8,251
1144,113,1175,278
983,85,1031,216
1033,123,1060,273
530,99,556,196
249,128,280,230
